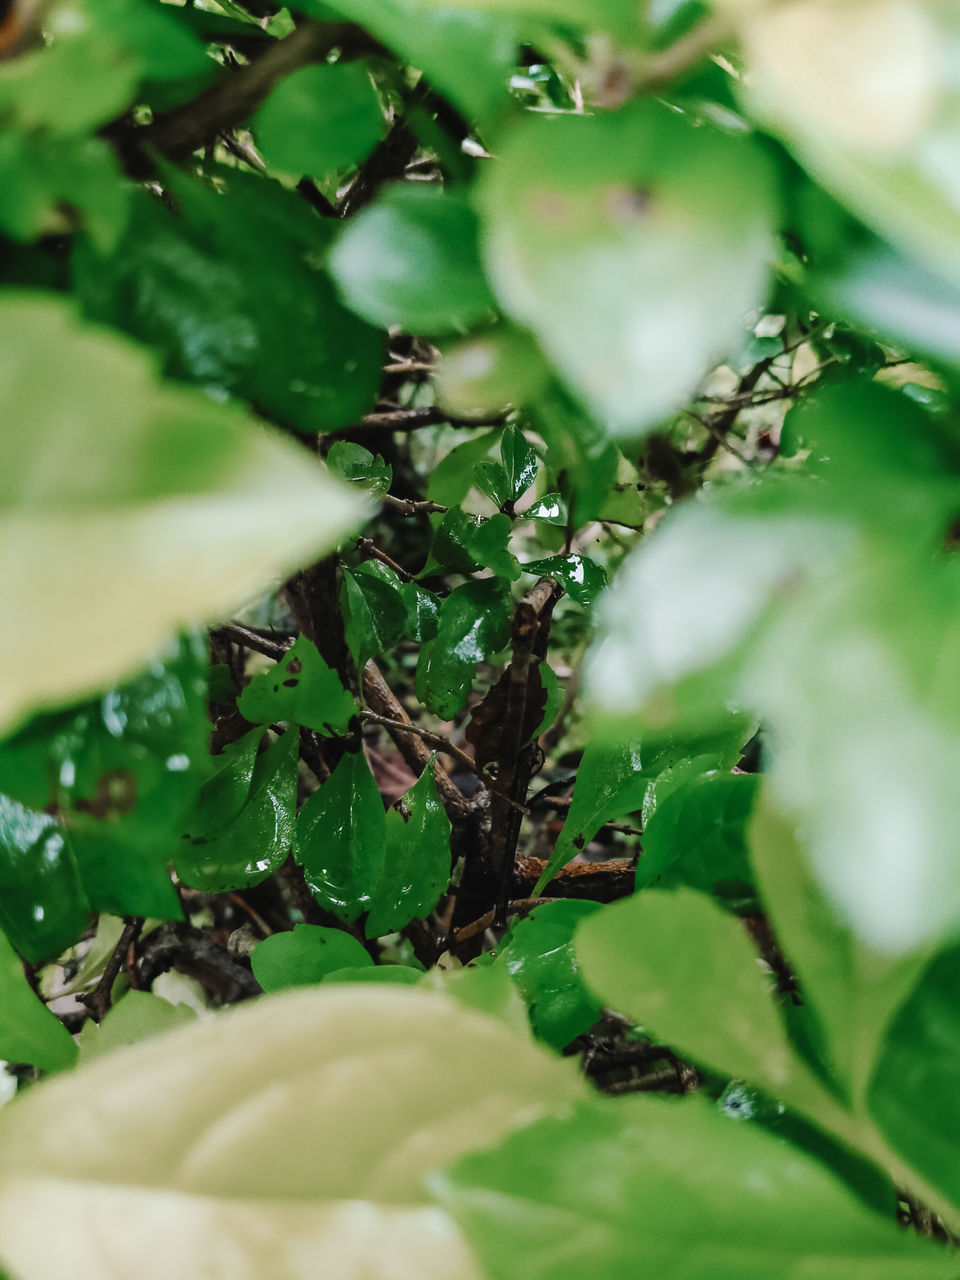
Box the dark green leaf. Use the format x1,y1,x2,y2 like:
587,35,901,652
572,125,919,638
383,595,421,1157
326,441,392,498
472,459,512,509
401,582,441,642
500,900,603,1049
432,1095,959,1280
68,823,182,920
428,428,502,506
0,927,77,1072
296,751,386,921
238,635,355,735
251,923,373,992
365,757,452,938
0,796,90,964
331,184,496,335
175,729,298,894
416,578,512,719
342,563,409,669
500,423,539,501
430,507,519,579
252,63,384,177
638,773,758,910
522,554,606,609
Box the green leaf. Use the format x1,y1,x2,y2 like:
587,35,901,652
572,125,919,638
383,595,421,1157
0,796,90,964
500,423,539,501
522,554,606,609
576,889,800,1096
0,133,128,252
296,751,387,921
323,964,423,985
435,328,551,419
76,991,196,1065
432,1094,960,1280
430,506,519,579
69,826,182,921
74,171,383,434
326,441,392,498
0,292,363,736
524,492,569,526
0,34,139,135
428,428,502,506
500,900,604,1049
869,941,960,1217
251,923,373,991
238,635,356,735
252,62,384,177
637,773,758,910
365,757,452,938
342,563,409,669
534,737,646,893
301,0,517,128
416,578,512,719
395,0,638,41
479,102,779,435
176,729,299,894
530,660,561,739
330,185,496,334
0,927,77,1072
0,986,585,1280
401,582,441,642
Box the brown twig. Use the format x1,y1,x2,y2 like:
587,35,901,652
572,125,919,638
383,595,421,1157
453,896,559,946
80,917,144,1022
381,493,448,516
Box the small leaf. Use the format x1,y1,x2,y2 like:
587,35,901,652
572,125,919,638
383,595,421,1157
331,184,496,335
500,423,539,502
252,62,384,177
401,582,440,642
238,635,355,735
297,751,387,922
251,923,373,992
416,578,512,720
365,757,452,938
342,564,408,670
523,554,606,609
0,927,77,1072
76,991,196,1065
326,441,392,498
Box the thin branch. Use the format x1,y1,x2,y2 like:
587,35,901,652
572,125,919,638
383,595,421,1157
381,493,448,516
630,14,732,97
214,623,288,661
357,537,414,581
80,917,144,1022
362,711,478,777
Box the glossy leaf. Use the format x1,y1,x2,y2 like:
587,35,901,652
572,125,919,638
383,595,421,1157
576,889,799,1096
500,423,539,501
331,185,496,335
433,1094,959,1280
0,293,363,735
479,102,779,435
637,773,758,910
0,986,585,1280
176,729,298,894
251,924,373,992
326,441,392,498
401,582,441,642
342,563,409,670
0,927,77,1072
501,900,603,1049
430,506,519,579
74,171,383,434
0,795,90,964
522,554,606,609
869,941,960,1215
365,757,452,938
252,62,383,176
416,578,513,719
238,635,356,735
297,751,386,921
534,737,646,893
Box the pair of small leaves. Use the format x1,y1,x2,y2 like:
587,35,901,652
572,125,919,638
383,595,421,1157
473,424,540,510
416,578,513,720
429,507,519,580
297,754,451,935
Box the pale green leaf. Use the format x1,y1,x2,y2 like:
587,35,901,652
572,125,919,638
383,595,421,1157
0,928,76,1073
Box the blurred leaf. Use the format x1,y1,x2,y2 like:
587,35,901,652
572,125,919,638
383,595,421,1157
637,773,758,911
297,751,386,921
0,34,139,134
395,0,638,40
432,1094,959,1280
479,102,778,435
534,737,646,893
323,964,423,984
501,900,603,1049
77,991,196,1065
252,923,373,991
869,940,960,1216
0,927,77,1072
0,986,584,1280
330,185,496,334
0,796,89,964
576,889,799,1096
238,636,356,735
0,292,363,735
74,172,383,434
365,757,452,938
343,563,409,669
301,0,517,127
416,578,513,719
522,554,606,609
435,328,550,419
252,63,383,176
176,729,298,894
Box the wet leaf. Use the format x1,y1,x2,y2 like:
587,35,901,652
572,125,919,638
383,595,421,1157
416,578,513,720
238,636,356,736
